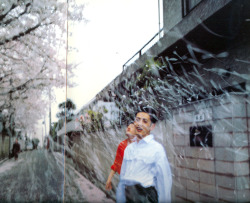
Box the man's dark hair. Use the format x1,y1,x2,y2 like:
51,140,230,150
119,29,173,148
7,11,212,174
135,106,158,124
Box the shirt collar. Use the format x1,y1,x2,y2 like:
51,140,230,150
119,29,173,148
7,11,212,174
139,134,154,144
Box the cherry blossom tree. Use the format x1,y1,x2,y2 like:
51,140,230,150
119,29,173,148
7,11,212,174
0,0,85,135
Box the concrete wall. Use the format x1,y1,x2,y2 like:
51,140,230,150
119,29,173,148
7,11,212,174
170,94,249,202
163,0,182,32
68,93,249,202
70,126,128,198
163,0,232,33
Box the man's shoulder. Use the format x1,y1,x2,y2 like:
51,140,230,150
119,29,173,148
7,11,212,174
147,136,161,146
148,138,166,154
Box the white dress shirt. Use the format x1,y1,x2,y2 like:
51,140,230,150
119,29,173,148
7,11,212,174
116,134,172,203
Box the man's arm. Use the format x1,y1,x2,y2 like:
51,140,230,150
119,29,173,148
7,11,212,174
155,150,172,202
105,141,124,191
105,169,115,191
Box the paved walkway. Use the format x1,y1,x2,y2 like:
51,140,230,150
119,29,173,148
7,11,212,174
0,149,114,203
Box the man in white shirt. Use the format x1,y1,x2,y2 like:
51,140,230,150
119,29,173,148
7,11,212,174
116,108,172,203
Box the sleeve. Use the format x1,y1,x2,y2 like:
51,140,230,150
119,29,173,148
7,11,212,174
111,142,125,174
116,148,128,203
155,149,172,203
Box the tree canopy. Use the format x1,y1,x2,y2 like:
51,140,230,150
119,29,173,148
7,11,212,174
56,98,76,122
0,0,85,135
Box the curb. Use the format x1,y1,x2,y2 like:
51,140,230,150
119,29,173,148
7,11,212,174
0,158,8,165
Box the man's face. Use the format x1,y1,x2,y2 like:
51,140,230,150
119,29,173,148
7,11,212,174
126,124,136,141
134,112,155,139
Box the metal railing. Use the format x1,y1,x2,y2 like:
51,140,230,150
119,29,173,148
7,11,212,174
122,28,164,71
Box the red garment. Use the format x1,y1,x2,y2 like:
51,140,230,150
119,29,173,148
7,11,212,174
111,139,128,174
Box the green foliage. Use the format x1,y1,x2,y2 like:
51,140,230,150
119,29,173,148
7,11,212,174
78,109,105,133
57,99,76,121
56,99,76,130
113,57,176,124
135,59,162,90
50,122,58,140
87,110,104,132
58,99,76,111
102,107,108,113
112,59,164,124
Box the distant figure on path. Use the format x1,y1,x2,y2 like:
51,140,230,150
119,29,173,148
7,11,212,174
47,137,50,150
105,123,136,191
12,138,21,161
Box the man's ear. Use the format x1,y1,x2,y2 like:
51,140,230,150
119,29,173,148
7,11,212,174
150,123,156,131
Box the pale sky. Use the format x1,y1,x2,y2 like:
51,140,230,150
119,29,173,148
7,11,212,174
51,0,161,122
